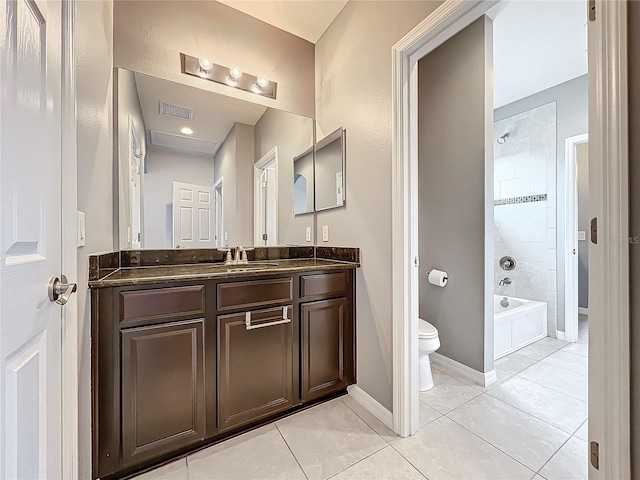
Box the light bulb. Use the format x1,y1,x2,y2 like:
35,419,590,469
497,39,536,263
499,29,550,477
199,58,213,71
257,75,269,88
251,84,263,94
181,127,193,135
229,66,243,80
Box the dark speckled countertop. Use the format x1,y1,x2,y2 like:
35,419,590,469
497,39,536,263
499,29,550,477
89,258,359,288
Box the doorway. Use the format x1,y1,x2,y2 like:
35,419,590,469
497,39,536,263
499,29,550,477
565,134,590,343
254,147,279,246
214,178,224,247
391,1,629,478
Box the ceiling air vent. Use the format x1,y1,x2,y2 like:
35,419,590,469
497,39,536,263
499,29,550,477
159,101,193,120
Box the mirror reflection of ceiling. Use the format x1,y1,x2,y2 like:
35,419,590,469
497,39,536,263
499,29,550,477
134,72,268,155
217,0,348,43
491,0,588,108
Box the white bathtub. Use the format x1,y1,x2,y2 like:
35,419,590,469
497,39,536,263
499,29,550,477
494,295,547,359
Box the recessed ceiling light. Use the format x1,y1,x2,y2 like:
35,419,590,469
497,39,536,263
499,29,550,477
181,127,193,135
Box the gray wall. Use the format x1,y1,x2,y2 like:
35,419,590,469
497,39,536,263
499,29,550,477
113,1,315,117
143,146,215,249
495,74,588,332
576,142,589,308
115,69,146,249
628,1,640,476
214,126,238,246
418,17,494,373
213,123,255,247
315,0,442,410
76,1,113,477
254,109,314,245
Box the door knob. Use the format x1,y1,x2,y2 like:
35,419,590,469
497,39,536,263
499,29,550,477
48,275,77,305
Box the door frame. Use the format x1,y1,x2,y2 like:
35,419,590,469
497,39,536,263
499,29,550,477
254,147,279,246
563,133,589,343
214,177,224,246
61,0,79,478
391,1,630,478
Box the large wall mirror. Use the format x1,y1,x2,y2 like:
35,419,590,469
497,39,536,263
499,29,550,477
115,68,315,250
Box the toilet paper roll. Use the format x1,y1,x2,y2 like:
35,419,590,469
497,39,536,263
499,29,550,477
428,269,448,287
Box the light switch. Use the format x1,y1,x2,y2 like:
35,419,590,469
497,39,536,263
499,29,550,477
322,225,329,242
305,227,311,242
77,211,86,248
578,230,587,241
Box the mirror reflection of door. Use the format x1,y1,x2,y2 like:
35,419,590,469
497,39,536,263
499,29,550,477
129,117,144,248
172,181,216,249
214,178,224,247
254,147,278,246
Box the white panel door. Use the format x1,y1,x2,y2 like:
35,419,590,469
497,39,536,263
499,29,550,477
172,182,215,249
0,0,64,478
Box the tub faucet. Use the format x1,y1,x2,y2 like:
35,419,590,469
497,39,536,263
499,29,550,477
499,277,512,286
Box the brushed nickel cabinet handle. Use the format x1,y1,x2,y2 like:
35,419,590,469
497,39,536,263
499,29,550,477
245,306,291,330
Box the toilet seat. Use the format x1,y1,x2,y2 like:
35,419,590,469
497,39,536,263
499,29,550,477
419,319,438,339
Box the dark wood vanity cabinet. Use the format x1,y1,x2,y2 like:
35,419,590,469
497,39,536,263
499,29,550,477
92,269,355,480
217,306,294,432
120,320,206,466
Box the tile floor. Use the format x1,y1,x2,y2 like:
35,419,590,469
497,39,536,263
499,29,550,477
135,322,589,480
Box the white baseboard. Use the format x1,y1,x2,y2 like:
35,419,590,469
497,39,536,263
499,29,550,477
578,307,589,316
557,330,566,340
430,352,497,387
347,385,393,430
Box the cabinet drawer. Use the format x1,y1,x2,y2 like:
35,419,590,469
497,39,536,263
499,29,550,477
217,278,292,311
300,272,348,300
120,286,205,323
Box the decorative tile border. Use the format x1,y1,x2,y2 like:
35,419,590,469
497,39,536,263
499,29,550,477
494,194,547,206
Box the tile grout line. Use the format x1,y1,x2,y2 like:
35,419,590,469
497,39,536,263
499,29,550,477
273,422,310,480
324,443,391,480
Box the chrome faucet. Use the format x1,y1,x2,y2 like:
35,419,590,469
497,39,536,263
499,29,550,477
499,277,512,286
218,246,254,265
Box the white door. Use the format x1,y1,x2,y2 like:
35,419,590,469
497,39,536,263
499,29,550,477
254,148,278,246
173,181,216,249
0,0,66,478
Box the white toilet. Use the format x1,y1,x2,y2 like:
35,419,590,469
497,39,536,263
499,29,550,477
419,319,440,391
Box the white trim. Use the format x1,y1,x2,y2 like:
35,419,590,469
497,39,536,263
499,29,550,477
587,1,630,478
61,1,79,479
430,353,497,387
214,177,224,247
253,147,279,246
556,330,567,341
392,0,499,438
564,133,589,343
347,385,393,430
392,4,630,475
578,307,589,316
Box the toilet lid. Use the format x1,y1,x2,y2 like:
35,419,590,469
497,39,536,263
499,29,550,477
419,319,438,338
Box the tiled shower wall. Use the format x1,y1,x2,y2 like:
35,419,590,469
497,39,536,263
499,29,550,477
494,102,557,335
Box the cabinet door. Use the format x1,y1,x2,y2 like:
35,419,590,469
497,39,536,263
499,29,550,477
301,298,349,401
121,319,206,466
218,306,293,432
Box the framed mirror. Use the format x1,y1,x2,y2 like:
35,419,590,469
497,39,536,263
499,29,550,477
315,127,346,212
114,68,315,250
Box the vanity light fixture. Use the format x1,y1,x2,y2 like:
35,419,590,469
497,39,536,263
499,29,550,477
180,53,277,100
180,127,193,135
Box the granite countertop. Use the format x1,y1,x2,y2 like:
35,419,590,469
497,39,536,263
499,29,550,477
89,258,360,289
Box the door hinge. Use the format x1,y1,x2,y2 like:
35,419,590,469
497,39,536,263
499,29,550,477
263,233,268,241
588,0,596,21
590,441,600,470
591,217,598,244
414,256,419,267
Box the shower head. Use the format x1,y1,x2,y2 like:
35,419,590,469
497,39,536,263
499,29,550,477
497,132,510,144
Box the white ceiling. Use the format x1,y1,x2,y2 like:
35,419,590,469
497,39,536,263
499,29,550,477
491,0,588,108
217,0,348,43
135,72,267,153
